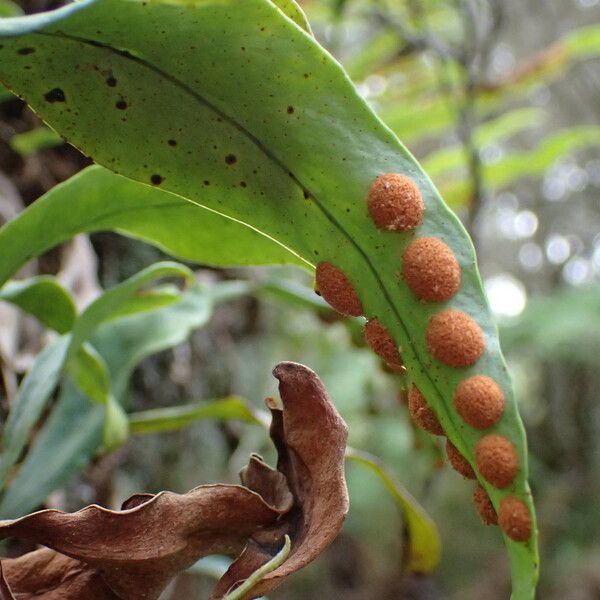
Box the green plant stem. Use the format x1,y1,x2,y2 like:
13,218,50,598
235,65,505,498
222,535,291,600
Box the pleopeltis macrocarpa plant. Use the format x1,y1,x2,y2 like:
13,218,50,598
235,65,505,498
0,0,538,597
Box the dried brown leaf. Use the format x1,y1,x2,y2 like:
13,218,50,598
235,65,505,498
0,485,281,599
0,362,349,600
211,361,349,599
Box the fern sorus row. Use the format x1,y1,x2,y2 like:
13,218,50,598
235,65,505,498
315,173,532,544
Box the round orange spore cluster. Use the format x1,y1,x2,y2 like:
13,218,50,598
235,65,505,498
367,173,424,232
473,485,498,526
315,262,363,317
426,309,485,368
402,237,461,302
408,384,444,436
454,375,504,429
364,319,403,371
446,440,475,479
475,435,518,489
499,496,532,541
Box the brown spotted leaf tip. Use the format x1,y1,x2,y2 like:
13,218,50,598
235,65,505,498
0,362,348,600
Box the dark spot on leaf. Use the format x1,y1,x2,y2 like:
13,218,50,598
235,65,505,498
241,46,246,51
203,180,210,186
106,76,117,87
303,190,310,199
44,88,66,103
17,47,35,55
168,139,177,147
115,100,127,110
225,154,237,165
304,73,309,78
287,106,294,114
150,174,163,185
240,181,247,188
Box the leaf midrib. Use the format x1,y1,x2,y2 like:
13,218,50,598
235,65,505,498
34,28,420,373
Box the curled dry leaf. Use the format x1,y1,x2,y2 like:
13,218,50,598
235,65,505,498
212,361,349,599
0,362,348,600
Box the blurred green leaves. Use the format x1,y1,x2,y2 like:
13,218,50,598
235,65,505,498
0,263,192,495
331,4,600,212
0,279,254,517
347,448,442,574
438,127,600,207
0,276,76,333
129,396,265,435
501,285,600,367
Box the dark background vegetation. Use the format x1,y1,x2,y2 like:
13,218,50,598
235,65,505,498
1,0,599,598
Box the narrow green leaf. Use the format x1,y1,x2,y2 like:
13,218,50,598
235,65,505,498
103,394,129,451
0,380,104,518
103,284,182,321
0,264,191,497
423,108,545,181
68,343,111,405
0,281,250,517
66,261,192,362
69,343,129,449
9,126,63,155
564,24,600,60
0,336,69,491
0,276,76,333
346,448,441,574
485,127,600,188
129,396,263,435
441,127,600,207
0,166,305,288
